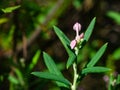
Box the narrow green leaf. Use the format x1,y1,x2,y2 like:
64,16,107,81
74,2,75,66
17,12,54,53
82,66,111,74
87,43,108,67
2,5,21,13
28,50,41,72
53,26,70,51
106,11,120,24
8,75,19,84
66,52,76,69
43,52,69,87
14,68,24,85
84,17,96,42
108,74,114,90
116,74,120,85
31,72,71,87
53,26,76,68
113,48,120,60
43,52,63,76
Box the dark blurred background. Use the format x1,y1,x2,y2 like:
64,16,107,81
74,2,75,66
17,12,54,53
0,0,120,90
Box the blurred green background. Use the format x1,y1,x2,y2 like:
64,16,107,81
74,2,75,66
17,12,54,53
0,0,120,90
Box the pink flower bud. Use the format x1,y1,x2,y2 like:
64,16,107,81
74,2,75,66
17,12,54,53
70,39,76,49
103,75,109,82
73,22,81,32
75,33,84,42
70,22,83,49
79,33,84,39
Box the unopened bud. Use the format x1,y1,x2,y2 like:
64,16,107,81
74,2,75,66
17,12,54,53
73,22,81,32
79,33,84,39
70,39,76,49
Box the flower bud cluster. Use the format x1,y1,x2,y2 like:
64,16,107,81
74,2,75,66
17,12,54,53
70,22,84,49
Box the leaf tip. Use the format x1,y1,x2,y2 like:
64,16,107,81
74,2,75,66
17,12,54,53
103,42,108,49
93,17,96,20
66,65,69,69
105,42,108,46
31,72,34,75
43,51,45,54
53,25,57,30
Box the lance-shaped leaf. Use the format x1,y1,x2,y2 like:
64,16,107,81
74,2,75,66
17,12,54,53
2,5,21,13
66,52,77,69
84,17,96,42
106,11,120,24
116,74,120,85
43,52,70,88
82,66,111,75
31,72,71,87
53,26,70,52
43,52,63,76
53,26,76,69
28,50,41,72
87,43,108,68
8,75,19,84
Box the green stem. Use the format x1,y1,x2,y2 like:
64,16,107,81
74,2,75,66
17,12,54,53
71,62,78,90
71,47,79,90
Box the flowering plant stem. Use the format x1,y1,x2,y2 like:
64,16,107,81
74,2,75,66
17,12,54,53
71,48,79,90
31,18,112,90
71,62,78,90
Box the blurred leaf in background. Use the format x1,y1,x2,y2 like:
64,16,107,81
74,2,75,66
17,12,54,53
106,11,120,25
0,18,8,24
112,48,120,60
1,5,21,13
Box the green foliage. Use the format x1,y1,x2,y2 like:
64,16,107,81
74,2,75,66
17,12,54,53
32,17,111,90
13,68,24,86
87,43,108,67
53,26,76,69
0,1,116,89
112,48,120,60
28,50,41,72
31,72,71,87
2,5,21,13
53,26,70,51
8,75,19,84
106,11,120,24
73,0,83,9
43,52,69,88
0,25,14,50
0,1,76,90
108,74,120,90
66,52,77,69
43,52,63,76
0,18,8,24
116,74,120,85
82,66,111,74
84,17,96,42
